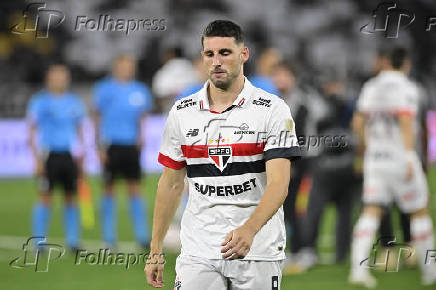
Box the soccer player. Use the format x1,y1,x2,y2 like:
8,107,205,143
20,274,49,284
93,54,153,249
349,48,436,287
28,64,85,250
145,20,301,289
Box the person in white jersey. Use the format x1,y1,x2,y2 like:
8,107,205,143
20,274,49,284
144,20,301,289
349,47,436,288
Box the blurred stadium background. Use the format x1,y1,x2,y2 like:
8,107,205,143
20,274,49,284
0,0,436,289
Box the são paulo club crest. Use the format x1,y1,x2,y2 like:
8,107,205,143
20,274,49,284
208,146,232,171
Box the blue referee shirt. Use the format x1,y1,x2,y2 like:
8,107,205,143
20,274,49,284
93,78,152,146
27,91,86,152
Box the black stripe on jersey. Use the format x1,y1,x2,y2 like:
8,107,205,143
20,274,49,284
264,147,302,162
186,160,265,178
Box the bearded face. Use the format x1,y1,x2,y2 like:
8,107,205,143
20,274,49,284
202,37,248,90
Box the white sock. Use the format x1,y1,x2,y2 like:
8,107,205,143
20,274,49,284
351,214,380,275
411,215,435,276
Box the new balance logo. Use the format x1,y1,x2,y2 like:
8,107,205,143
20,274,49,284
186,129,199,137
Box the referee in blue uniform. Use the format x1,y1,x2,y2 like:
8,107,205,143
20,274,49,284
93,54,153,249
28,64,86,250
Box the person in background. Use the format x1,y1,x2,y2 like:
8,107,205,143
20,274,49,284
349,47,436,287
27,64,86,251
289,76,359,273
370,50,408,247
250,47,280,94
176,56,208,100
93,54,153,250
152,47,198,112
272,61,310,269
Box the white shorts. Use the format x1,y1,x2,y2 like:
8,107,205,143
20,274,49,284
174,255,284,290
363,155,428,213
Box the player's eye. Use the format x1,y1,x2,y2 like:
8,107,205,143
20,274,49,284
219,50,231,56
204,51,214,57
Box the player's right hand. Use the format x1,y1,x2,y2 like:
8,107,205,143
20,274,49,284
144,253,165,288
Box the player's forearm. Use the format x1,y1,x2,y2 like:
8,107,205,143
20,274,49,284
150,175,184,252
92,112,103,148
352,113,366,156
243,180,289,234
28,123,39,159
399,115,414,151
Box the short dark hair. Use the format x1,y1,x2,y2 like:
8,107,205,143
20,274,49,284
201,20,244,47
389,47,409,69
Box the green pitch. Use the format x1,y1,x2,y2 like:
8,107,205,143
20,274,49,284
0,168,435,290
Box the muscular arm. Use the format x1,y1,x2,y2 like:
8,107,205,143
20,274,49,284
221,158,291,259
399,114,416,181
28,120,39,162
150,166,186,253
145,166,186,288
92,111,102,148
137,113,147,149
398,114,415,151
76,122,85,175
352,111,366,156
244,158,291,233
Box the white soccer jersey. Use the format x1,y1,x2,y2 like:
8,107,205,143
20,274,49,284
158,78,301,260
357,70,419,167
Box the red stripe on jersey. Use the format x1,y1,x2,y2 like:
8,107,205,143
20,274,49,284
181,143,266,158
237,97,245,106
158,153,186,169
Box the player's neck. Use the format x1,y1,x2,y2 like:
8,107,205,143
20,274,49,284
208,74,245,111
48,88,66,95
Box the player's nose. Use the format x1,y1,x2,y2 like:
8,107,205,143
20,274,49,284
212,55,222,66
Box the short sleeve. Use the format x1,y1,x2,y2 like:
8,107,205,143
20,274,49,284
158,107,186,169
392,86,418,117
263,100,302,161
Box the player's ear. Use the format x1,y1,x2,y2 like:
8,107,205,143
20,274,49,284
241,45,249,63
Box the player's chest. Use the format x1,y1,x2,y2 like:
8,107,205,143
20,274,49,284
179,110,266,146
45,100,78,121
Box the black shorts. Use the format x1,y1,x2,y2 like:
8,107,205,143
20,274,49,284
42,152,78,193
104,145,141,183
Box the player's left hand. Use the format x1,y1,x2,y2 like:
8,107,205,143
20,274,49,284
221,224,256,260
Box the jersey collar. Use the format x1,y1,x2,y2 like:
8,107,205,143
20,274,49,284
197,77,254,111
